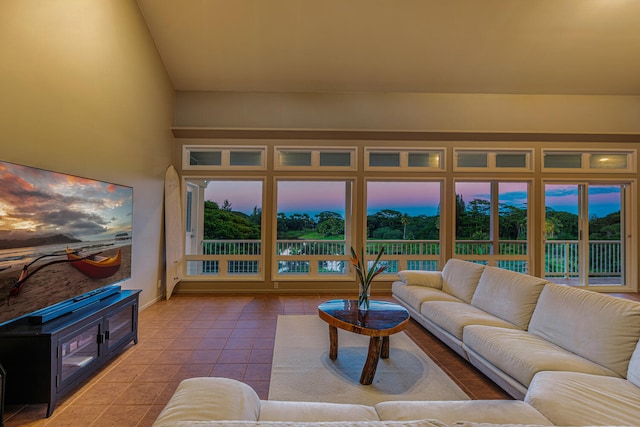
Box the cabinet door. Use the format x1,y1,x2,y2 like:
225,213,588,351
104,302,136,354
57,318,101,389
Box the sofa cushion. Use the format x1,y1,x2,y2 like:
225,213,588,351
375,400,552,425
470,267,547,330
153,377,261,427
441,259,485,303
463,325,618,387
528,282,640,377
259,401,380,422
169,421,447,427
420,301,518,341
451,424,562,427
397,270,443,288
525,371,640,426
628,338,640,387
393,281,463,312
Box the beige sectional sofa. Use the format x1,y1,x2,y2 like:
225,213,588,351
154,259,640,426
392,259,640,400
153,377,554,427
392,258,640,425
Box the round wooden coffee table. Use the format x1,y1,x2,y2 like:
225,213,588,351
317,299,410,385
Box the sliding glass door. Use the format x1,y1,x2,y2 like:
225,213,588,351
544,182,628,287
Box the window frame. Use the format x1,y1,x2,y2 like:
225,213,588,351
182,145,267,170
541,178,637,291
364,147,445,171
271,177,355,281
364,178,444,273
453,179,532,272
453,148,534,172
174,141,638,293
541,149,636,173
182,176,267,281
274,146,357,171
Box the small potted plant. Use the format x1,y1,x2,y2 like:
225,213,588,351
349,246,387,311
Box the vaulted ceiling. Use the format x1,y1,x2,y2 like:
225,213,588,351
136,0,640,95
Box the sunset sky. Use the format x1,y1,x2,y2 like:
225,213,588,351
0,161,133,241
204,180,621,218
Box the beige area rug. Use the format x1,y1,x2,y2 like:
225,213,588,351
268,315,470,405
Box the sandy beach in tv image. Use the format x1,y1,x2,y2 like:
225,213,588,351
0,160,133,325
0,243,132,324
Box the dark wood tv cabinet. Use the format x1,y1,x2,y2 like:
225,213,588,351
0,289,140,417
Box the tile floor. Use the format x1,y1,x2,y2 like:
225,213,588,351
9,290,638,426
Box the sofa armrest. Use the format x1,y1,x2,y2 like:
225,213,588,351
153,377,261,426
525,371,640,426
397,270,443,289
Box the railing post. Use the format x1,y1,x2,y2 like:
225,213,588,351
564,241,569,279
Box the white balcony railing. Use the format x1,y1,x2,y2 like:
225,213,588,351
187,238,622,281
544,240,621,278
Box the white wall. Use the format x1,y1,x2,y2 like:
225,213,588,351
0,0,175,309
175,91,640,134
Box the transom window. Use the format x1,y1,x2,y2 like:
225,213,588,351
454,149,533,171
274,146,356,170
542,150,635,173
182,146,266,170
365,148,444,171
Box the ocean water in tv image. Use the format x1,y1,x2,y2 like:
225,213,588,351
0,160,133,326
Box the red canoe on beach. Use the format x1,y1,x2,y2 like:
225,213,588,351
66,248,122,279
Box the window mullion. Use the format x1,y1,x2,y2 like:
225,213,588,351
490,182,499,260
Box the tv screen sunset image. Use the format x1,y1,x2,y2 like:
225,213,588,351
0,160,133,325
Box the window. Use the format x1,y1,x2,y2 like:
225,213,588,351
455,181,529,272
184,179,264,279
177,142,638,293
275,147,356,170
366,181,442,272
274,180,352,279
183,146,266,170
454,149,533,171
542,150,635,173
365,148,444,171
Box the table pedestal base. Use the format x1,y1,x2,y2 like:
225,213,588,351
328,325,390,385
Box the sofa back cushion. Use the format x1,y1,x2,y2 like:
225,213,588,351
169,421,448,427
628,338,640,387
528,282,640,377
441,259,486,303
470,267,547,330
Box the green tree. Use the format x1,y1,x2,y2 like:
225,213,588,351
456,195,491,240
221,200,233,211
367,209,403,238
412,214,440,240
544,216,562,239
401,213,411,240
499,204,527,240
315,211,344,237
371,226,402,240
455,194,468,239
248,206,262,226
203,201,260,240
589,212,620,240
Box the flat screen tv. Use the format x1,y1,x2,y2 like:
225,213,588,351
0,160,133,326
